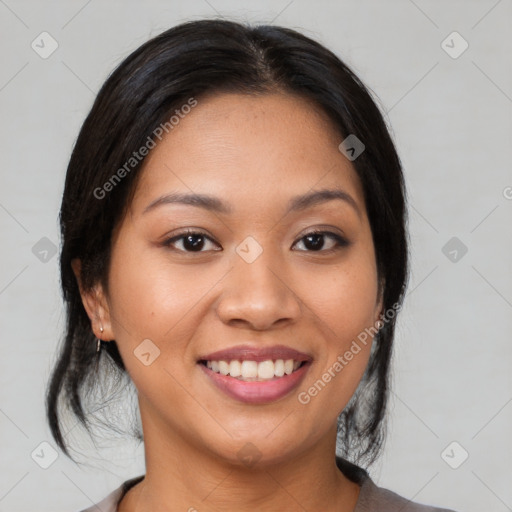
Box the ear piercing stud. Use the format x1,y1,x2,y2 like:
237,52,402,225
97,326,105,353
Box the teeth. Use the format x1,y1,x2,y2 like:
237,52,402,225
204,358,303,381
229,360,241,377
240,360,258,378
257,360,275,379
274,359,285,377
218,360,230,376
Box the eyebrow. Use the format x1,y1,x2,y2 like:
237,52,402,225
143,188,361,217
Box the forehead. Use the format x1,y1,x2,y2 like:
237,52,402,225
131,92,365,216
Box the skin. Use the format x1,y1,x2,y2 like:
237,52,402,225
75,92,383,511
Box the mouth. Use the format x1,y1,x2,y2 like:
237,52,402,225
197,345,312,404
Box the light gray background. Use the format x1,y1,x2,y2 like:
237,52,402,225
1,1,511,511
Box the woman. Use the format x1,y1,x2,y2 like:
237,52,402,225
46,19,456,512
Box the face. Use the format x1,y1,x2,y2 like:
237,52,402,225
80,92,382,467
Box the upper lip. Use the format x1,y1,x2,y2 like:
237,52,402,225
198,344,313,363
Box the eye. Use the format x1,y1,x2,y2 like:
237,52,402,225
162,229,348,254
163,230,221,253
292,230,349,252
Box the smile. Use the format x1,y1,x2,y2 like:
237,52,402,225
198,345,312,404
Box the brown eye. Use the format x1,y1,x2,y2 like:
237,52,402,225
163,230,221,253
293,231,349,252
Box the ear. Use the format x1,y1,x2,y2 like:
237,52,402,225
71,259,114,341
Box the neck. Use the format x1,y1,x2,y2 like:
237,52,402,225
119,408,360,512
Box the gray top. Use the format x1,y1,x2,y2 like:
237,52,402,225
79,459,456,512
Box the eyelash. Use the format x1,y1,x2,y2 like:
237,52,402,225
162,228,349,254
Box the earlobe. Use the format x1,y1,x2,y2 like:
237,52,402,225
71,258,114,341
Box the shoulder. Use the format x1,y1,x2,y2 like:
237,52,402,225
77,476,144,512
356,477,457,512
336,457,457,512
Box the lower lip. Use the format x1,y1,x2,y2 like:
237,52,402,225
199,363,311,404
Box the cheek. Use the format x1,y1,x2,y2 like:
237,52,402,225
107,239,207,338
304,252,379,343
105,238,226,383
105,241,180,367
294,251,379,411
312,271,376,366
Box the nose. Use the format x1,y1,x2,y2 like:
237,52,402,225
215,249,302,331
